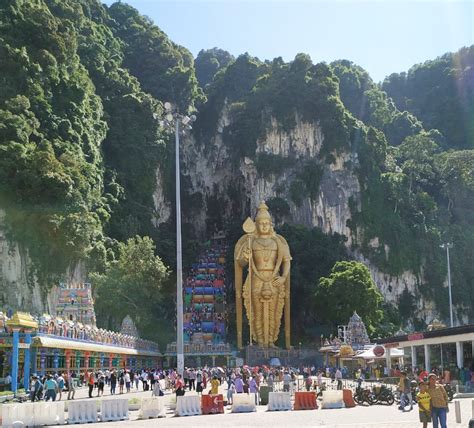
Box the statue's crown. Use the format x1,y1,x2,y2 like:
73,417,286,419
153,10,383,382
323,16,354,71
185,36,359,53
255,201,272,221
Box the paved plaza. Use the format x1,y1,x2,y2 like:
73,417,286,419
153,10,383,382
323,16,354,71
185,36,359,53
47,384,473,428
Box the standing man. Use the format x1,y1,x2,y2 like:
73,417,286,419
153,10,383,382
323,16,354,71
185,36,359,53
88,371,95,398
44,375,58,401
335,368,343,390
398,371,413,411
67,373,76,400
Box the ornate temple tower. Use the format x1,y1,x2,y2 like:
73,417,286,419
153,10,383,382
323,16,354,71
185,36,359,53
54,282,96,326
346,311,370,350
120,315,139,337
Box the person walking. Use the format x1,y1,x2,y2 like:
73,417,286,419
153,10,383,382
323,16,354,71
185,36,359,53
124,371,131,393
335,368,343,390
226,377,235,405
87,371,95,399
56,373,65,400
398,372,413,411
210,375,220,395
44,375,58,401
67,373,76,400
110,370,117,395
119,371,125,394
234,374,244,394
30,375,43,402
249,374,259,405
97,373,105,397
417,380,432,428
428,373,449,428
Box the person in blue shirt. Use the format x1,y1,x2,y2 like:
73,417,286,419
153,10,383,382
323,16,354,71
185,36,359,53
44,375,58,401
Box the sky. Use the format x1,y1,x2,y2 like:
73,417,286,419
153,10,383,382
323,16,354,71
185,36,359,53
103,0,474,82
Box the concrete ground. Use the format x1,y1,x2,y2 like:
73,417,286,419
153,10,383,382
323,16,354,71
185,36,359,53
48,382,474,428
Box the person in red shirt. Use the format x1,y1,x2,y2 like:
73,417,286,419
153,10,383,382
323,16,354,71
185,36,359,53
175,374,185,397
88,372,95,398
419,370,429,382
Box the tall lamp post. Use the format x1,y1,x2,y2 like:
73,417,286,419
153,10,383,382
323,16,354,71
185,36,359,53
440,242,454,327
161,102,196,376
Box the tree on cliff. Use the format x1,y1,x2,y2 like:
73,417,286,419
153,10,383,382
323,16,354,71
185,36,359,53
314,261,384,334
92,236,171,344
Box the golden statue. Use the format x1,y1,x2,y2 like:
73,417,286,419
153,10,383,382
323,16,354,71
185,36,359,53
234,202,292,349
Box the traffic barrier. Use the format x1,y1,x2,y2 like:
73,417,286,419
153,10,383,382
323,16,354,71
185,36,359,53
259,385,271,405
176,395,202,416
100,398,129,422
2,403,35,427
294,391,317,410
268,392,292,411
201,394,224,414
139,397,166,419
321,390,345,409
68,399,98,424
342,389,356,408
232,393,257,413
34,401,65,425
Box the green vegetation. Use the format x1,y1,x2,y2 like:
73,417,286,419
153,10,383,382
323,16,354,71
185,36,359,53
315,261,384,335
382,46,474,150
195,48,234,89
0,0,472,342
91,236,172,345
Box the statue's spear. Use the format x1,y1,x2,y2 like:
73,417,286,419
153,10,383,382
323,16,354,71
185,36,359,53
242,217,256,347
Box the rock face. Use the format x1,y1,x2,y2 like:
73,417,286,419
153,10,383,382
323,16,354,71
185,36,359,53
0,209,87,315
178,109,439,321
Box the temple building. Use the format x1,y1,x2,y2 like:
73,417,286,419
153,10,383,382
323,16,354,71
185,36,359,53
0,282,161,393
54,282,96,325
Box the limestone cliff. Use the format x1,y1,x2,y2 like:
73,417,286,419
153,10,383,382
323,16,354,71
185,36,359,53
178,107,442,322
0,209,87,315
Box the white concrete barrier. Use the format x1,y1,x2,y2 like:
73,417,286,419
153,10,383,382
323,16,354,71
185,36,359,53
34,401,65,425
232,393,257,413
321,390,345,409
140,397,166,419
175,395,202,416
68,400,98,424
268,392,292,411
100,398,129,422
2,403,34,427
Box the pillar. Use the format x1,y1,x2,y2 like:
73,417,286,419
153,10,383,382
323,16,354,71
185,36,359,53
385,347,392,372
85,352,90,372
23,330,32,391
424,344,431,372
212,356,216,367
226,356,230,367
11,327,20,393
53,350,59,371
196,356,201,368
456,342,464,369
411,346,417,369
109,354,113,369
31,347,37,376
40,349,46,376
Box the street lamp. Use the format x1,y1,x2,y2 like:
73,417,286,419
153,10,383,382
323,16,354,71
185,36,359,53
440,243,454,328
161,102,196,376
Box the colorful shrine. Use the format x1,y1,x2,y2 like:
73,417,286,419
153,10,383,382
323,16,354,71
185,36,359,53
0,282,161,393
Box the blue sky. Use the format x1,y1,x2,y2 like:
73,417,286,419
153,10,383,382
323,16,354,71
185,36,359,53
104,0,474,82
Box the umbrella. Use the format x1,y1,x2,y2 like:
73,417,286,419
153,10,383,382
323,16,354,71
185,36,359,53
216,367,225,373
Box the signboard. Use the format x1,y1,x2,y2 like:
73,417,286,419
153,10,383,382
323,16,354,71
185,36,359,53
384,342,400,349
373,345,385,357
408,333,424,341
18,343,30,349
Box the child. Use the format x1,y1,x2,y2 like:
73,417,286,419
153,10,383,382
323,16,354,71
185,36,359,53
416,380,432,428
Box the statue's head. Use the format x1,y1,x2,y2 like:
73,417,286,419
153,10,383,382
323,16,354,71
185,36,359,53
255,201,273,236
